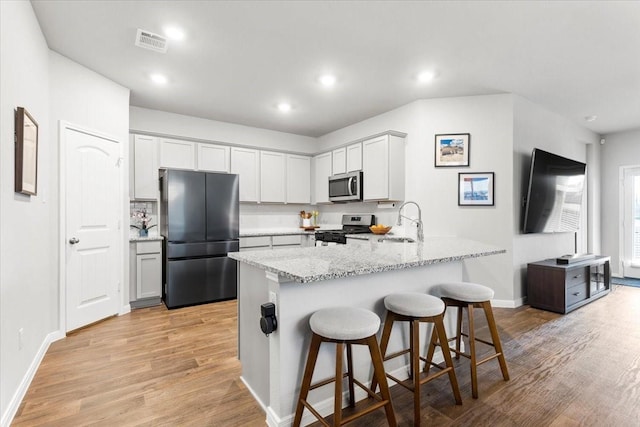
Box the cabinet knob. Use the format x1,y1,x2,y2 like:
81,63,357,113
69,237,80,245
572,291,581,296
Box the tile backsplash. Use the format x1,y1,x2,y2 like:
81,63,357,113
129,201,158,237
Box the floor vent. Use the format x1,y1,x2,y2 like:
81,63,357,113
135,29,168,53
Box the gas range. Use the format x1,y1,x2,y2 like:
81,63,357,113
315,214,375,245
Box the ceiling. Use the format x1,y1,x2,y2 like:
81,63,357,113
31,1,640,138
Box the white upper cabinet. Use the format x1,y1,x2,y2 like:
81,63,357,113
332,147,347,175
133,135,159,200
286,154,311,204
362,133,405,201
159,138,195,170
231,147,260,202
332,142,362,175
346,142,362,172
197,143,230,173
260,151,286,203
312,152,332,204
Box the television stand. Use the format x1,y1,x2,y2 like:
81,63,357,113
555,253,596,265
527,256,610,314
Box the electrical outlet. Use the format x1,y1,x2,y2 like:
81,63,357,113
18,328,24,350
269,291,277,305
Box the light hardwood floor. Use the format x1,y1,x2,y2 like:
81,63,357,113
13,285,640,426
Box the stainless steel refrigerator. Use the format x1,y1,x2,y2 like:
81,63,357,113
160,169,239,309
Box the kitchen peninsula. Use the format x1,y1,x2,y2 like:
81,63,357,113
229,237,505,426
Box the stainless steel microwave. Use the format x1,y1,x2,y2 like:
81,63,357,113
329,171,363,202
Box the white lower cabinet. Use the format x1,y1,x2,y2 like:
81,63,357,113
130,240,162,308
239,234,313,251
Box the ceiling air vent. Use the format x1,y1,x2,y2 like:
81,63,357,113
135,29,168,53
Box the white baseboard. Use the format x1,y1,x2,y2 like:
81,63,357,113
240,375,268,415
120,303,131,315
492,297,525,308
1,330,64,427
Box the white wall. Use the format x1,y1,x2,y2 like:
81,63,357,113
130,106,317,154
49,51,131,314
600,128,640,275
317,95,516,302
0,1,53,423
512,96,600,300
0,4,131,424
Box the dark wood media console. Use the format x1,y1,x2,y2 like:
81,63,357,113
527,255,610,314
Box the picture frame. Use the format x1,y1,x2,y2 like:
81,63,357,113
15,107,38,196
458,172,494,206
435,133,470,167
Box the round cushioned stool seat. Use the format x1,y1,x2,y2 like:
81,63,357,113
431,282,494,302
384,293,445,317
310,307,380,341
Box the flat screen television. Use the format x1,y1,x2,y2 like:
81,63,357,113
523,148,587,234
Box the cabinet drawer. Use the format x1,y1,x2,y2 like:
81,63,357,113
240,236,271,249
565,267,587,287
272,235,301,246
567,282,588,306
137,241,162,255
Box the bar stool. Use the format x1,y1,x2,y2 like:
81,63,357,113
371,293,462,426
429,282,510,398
293,307,396,427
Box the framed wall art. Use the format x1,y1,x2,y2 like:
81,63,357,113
435,133,470,167
15,107,39,195
458,172,494,206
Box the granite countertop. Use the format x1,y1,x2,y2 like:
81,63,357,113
229,236,505,283
240,225,341,237
129,235,164,242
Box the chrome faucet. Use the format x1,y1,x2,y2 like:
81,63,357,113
396,201,424,243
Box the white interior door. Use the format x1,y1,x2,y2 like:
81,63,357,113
64,124,121,331
623,166,640,278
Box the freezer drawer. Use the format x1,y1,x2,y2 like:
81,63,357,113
165,256,237,309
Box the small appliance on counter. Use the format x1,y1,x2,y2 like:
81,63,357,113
328,171,363,202
315,214,375,245
160,169,239,309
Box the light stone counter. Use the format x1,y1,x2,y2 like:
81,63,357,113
229,236,505,283
128,235,163,242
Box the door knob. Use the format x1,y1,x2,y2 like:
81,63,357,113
69,237,80,245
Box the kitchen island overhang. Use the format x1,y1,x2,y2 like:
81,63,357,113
229,237,506,427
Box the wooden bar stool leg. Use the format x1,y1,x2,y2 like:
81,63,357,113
347,343,356,407
294,333,322,427
423,325,438,375
467,303,478,399
334,342,344,426
411,319,421,426
367,336,397,427
455,305,463,360
482,301,510,381
434,316,462,405
371,312,395,394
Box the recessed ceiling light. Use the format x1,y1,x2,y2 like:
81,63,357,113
319,74,336,87
164,27,185,41
417,70,436,83
584,115,598,122
277,102,292,113
150,74,168,85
